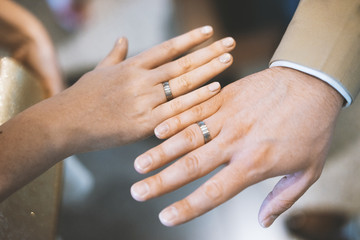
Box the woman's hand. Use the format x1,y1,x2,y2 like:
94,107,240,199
43,26,235,153
130,67,343,227
0,0,64,96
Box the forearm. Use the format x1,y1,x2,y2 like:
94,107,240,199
0,97,71,201
271,0,360,106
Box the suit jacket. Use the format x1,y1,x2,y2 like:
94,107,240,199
270,0,360,105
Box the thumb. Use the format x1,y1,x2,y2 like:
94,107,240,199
258,171,316,228
96,37,128,69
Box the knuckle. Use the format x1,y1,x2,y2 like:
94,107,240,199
203,41,226,59
209,42,223,54
177,74,192,90
211,56,223,68
153,146,167,165
131,104,147,119
267,190,295,215
172,116,183,129
183,154,200,178
161,40,177,55
177,56,192,71
123,57,140,68
243,143,273,177
178,198,195,215
275,197,295,213
267,190,275,200
153,174,164,189
169,99,182,112
203,180,223,201
196,89,206,98
191,105,203,118
183,127,199,147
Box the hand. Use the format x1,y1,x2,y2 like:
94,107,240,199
45,26,235,153
130,67,344,227
0,26,235,200
0,0,64,96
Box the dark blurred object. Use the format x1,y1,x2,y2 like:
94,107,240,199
286,209,360,240
211,0,299,35
173,0,300,86
65,66,93,86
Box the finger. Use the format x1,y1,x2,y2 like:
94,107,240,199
150,53,231,107
166,53,233,98
153,37,235,83
153,82,221,125
134,111,222,174
157,163,251,227
154,95,221,139
133,26,213,68
131,139,226,203
258,171,315,228
156,143,278,226
96,37,128,69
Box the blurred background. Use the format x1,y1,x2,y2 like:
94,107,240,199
9,0,360,239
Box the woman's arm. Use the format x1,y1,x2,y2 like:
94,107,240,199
0,26,235,201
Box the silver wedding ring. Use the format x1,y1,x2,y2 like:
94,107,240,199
162,81,173,101
197,121,211,144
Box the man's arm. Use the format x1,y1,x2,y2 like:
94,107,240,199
271,0,360,106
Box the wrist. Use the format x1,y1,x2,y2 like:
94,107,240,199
269,61,351,107
3,86,96,164
34,89,107,156
17,97,76,161
271,67,344,112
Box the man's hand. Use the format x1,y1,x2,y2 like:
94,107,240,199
131,67,343,227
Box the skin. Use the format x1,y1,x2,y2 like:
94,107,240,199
0,26,235,201
131,67,344,228
0,0,64,96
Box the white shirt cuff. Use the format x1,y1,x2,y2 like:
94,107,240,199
269,60,352,107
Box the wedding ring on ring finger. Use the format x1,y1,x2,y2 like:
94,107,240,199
197,121,211,144
162,81,173,101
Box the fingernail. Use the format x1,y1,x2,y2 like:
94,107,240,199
260,215,278,228
222,37,234,47
208,82,220,92
155,123,169,137
117,37,124,45
201,25,213,35
131,182,150,201
135,155,152,171
159,206,178,226
219,53,231,63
